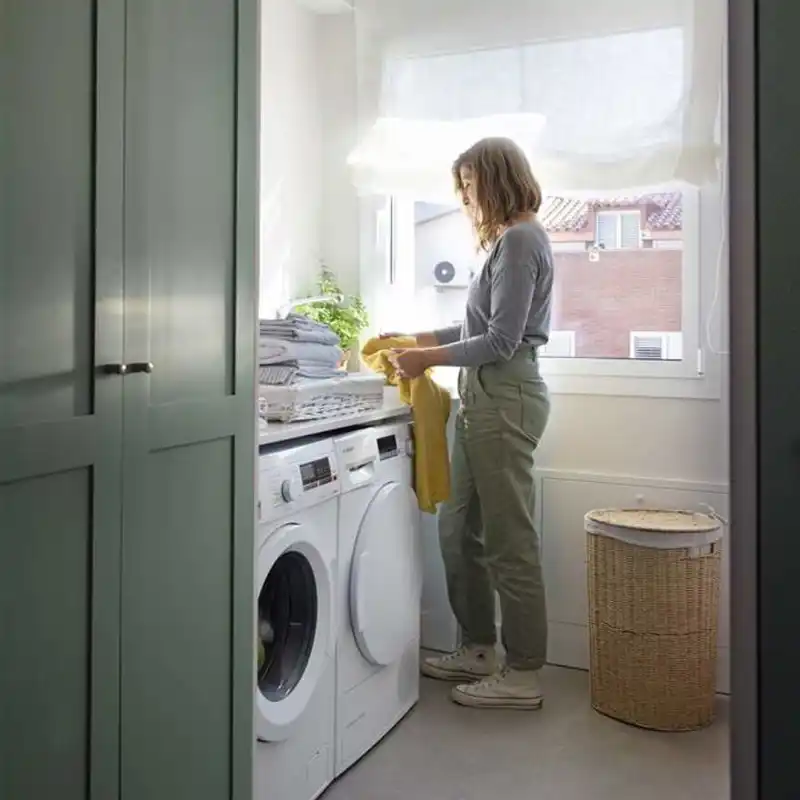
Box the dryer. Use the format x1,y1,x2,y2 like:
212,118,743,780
333,421,422,776
254,436,339,800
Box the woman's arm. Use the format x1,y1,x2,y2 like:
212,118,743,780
392,227,542,377
429,326,461,347
415,331,442,348
433,228,540,366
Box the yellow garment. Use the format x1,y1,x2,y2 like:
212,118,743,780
361,336,451,513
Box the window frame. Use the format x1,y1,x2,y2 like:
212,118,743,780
362,183,723,399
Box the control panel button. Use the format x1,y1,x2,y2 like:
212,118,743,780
280,479,295,503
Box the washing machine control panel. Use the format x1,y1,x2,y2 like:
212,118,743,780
258,440,340,523
298,455,335,490
334,421,413,493
377,433,399,460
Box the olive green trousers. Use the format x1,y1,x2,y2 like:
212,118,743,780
438,350,550,671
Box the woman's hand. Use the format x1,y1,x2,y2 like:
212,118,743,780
390,348,432,379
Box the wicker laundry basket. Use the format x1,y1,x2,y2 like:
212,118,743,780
585,508,723,732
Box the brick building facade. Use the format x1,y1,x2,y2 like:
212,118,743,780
548,248,681,358
541,192,683,359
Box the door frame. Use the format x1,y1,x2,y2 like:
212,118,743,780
728,0,757,792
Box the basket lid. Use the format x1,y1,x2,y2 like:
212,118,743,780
585,508,721,534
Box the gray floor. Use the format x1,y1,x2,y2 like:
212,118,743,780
326,667,729,800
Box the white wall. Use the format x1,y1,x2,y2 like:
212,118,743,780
259,0,323,316
317,15,361,295
538,393,727,481
259,4,361,316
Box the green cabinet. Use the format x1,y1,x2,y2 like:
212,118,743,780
0,2,257,798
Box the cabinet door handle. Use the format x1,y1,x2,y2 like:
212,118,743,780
128,362,154,375
100,363,128,376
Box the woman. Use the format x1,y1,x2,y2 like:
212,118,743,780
389,137,553,710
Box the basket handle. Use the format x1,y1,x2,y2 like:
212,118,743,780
698,503,728,526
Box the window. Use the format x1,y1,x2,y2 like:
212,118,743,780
395,190,689,365
596,211,641,250
372,184,721,398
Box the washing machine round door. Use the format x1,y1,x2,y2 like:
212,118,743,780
255,522,333,742
350,481,420,666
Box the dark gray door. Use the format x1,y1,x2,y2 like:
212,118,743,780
754,2,800,793
730,0,800,797
0,2,126,799
119,2,257,799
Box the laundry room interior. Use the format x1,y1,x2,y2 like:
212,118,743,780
256,0,730,799
0,0,738,799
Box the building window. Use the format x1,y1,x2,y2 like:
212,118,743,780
629,332,683,361
596,210,641,250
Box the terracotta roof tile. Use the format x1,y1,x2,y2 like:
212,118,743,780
539,192,682,233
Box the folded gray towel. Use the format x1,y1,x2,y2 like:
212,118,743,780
259,314,339,346
258,337,343,367
259,327,339,346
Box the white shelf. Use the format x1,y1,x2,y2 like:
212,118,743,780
258,386,411,447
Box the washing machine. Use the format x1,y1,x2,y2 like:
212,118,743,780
333,420,422,776
254,436,339,800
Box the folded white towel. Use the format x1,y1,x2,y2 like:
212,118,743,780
258,365,297,385
258,337,342,367
259,363,347,385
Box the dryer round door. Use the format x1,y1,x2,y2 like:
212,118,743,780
350,481,420,667
255,522,333,743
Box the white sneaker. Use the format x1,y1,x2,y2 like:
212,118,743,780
420,646,497,682
451,668,544,710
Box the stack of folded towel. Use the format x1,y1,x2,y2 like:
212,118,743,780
258,314,345,385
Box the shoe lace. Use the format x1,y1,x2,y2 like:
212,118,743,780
440,646,471,664
474,667,509,688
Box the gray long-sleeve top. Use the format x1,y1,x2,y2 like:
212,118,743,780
434,219,553,367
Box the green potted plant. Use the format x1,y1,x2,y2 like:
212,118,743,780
295,268,369,370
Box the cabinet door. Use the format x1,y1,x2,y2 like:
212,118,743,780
0,2,125,799
119,2,258,799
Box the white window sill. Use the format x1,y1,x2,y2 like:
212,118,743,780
431,362,723,400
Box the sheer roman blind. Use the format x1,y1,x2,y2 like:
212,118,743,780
349,0,724,198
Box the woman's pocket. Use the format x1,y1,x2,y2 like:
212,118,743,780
472,364,520,408
520,380,550,445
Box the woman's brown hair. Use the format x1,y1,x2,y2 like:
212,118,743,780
452,137,543,251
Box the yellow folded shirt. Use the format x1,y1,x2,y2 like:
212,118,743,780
361,336,451,513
